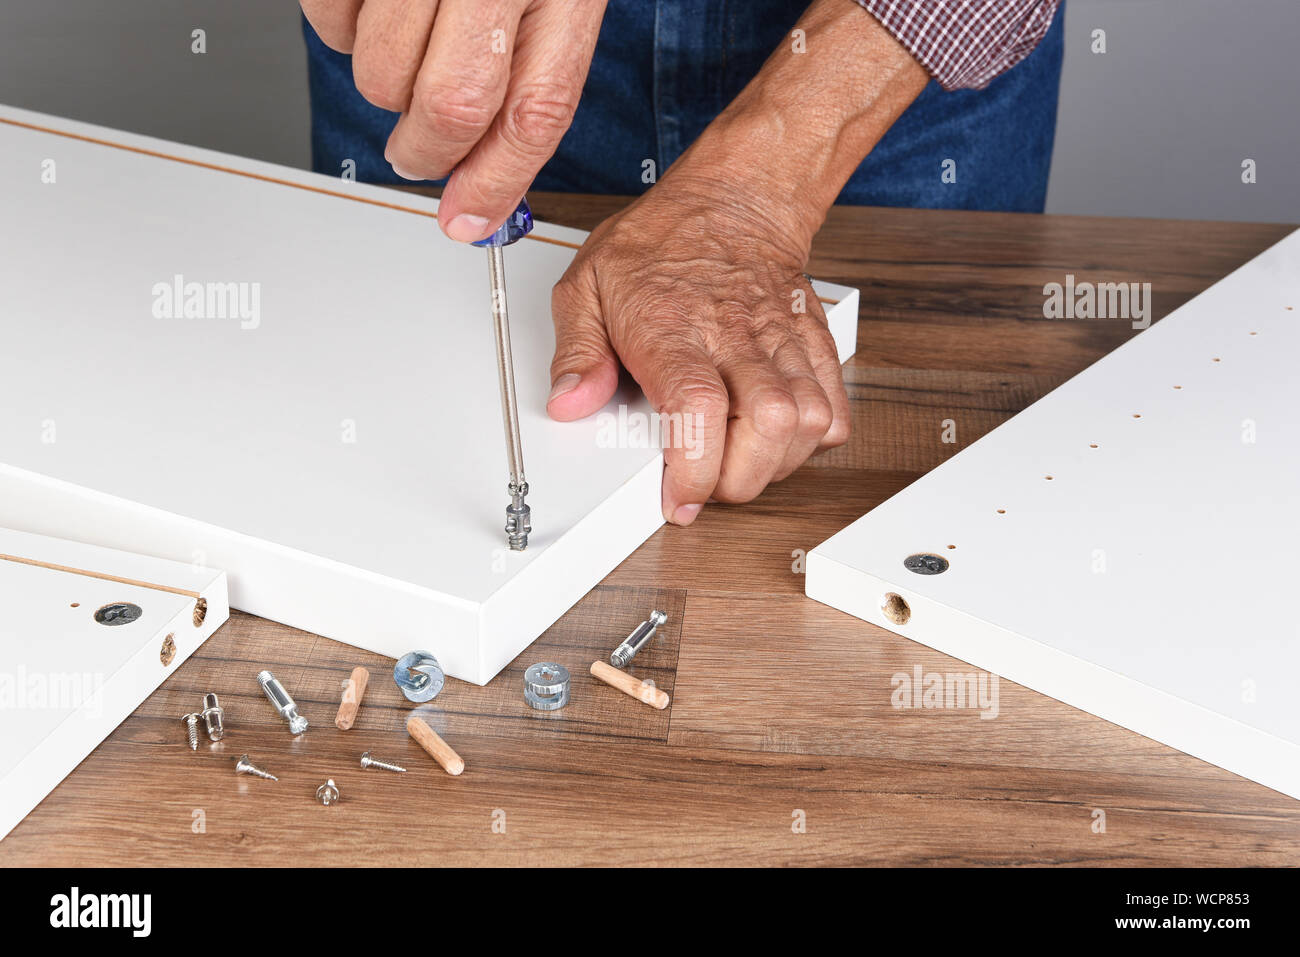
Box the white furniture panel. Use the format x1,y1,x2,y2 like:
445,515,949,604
0,106,859,684
807,228,1300,800
0,527,228,840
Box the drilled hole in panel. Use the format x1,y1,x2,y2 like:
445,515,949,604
160,633,176,666
192,597,208,628
881,593,911,626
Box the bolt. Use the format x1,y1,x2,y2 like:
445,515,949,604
180,712,202,751
234,754,277,781
360,751,407,773
316,779,340,805
201,693,225,741
257,670,309,734
610,610,668,668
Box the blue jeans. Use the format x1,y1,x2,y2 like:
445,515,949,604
303,0,1063,211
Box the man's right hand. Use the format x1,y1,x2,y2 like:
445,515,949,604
301,0,607,243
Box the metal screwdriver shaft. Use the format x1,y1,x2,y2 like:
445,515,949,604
474,199,535,550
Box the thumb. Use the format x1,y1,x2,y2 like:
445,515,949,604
548,265,620,422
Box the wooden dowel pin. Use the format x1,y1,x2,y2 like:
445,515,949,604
406,714,465,776
334,666,370,730
590,660,670,710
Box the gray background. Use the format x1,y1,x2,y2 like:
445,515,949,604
1,0,1294,223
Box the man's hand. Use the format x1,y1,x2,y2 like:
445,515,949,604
547,0,928,524
301,0,607,243
547,176,851,526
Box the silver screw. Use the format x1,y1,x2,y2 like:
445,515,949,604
610,610,668,668
235,754,278,781
257,669,309,734
201,692,225,741
316,779,340,805
180,712,202,751
360,751,407,773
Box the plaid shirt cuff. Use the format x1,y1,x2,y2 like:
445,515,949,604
854,0,1063,91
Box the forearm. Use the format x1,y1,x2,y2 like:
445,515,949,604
662,0,929,248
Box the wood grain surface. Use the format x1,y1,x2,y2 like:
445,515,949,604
2,195,1295,867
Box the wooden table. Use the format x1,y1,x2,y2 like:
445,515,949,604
4,197,1296,866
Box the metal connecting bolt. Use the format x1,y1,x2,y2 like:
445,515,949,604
316,779,340,805
360,751,407,773
257,670,309,734
235,754,278,781
609,610,668,668
180,712,202,751
201,692,225,741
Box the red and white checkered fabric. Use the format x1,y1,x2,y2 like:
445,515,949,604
855,0,1063,90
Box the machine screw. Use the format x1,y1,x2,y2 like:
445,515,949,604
316,779,340,805
200,693,225,741
235,754,278,781
257,670,309,734
180,712,202,751
360,751,407,773
609,610,668,668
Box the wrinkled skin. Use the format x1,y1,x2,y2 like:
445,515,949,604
546,177,850,525
301,0,607,242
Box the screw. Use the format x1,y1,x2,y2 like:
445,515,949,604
180,712,202,751
257,670,309,734
235,754,278,781
360,751,407,773
610,610,668,668
316,779,340,805
200,693,225,741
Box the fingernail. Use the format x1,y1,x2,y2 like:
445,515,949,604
548,374,581,403
390,163,424,182
446,214,491,243
671,503,703,526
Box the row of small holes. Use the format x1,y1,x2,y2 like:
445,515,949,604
991,323,1281,516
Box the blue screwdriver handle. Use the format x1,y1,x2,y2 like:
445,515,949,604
470,198,535,248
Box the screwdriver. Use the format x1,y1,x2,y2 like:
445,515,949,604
472,198,534,550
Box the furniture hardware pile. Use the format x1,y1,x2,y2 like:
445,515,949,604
183,610,671,802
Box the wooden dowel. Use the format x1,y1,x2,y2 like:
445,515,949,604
405,714,464,776
590,660,670,710
334,666,370,730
